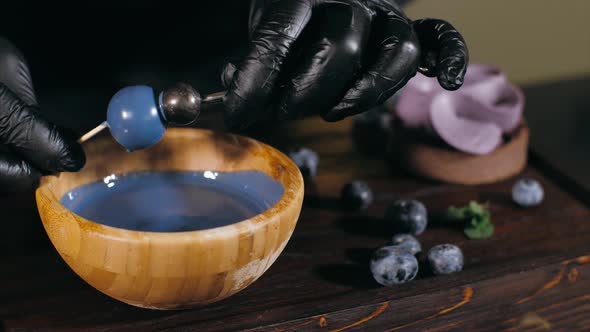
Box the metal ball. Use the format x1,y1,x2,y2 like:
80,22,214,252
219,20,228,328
159,82,201,125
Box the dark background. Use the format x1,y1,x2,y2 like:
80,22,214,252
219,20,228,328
1,2,250,88
0,2,252,131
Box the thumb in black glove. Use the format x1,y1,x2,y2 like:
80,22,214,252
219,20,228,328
0,37,85,191
222,0,468,130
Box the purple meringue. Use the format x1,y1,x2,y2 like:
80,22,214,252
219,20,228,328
396,74,437,129
394,64,525,155
430,93,503,155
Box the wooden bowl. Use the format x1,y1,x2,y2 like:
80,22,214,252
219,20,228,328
35,128,304,310
390,122,529,185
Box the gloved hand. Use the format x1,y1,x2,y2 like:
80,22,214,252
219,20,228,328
222,0,468,130
0,37,85,191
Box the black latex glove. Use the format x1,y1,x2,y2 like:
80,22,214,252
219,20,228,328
222,0,468,130
0,37,85,191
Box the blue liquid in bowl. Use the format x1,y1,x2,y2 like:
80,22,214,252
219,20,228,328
60,170,284,232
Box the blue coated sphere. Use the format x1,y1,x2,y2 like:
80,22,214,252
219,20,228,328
107,86,166,152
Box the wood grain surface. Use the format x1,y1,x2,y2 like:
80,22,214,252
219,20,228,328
2,78,590,331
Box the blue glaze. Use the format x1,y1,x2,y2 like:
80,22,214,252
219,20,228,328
61,170,284,232
107,86,166,152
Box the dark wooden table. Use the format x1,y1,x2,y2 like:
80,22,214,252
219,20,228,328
2,77,590,331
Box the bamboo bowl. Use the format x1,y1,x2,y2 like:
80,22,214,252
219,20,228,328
35,128,304,310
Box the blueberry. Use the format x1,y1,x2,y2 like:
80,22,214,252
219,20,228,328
512,178,544,207
427,244,464,275
385,200,428,235
370,246,419,286
341,180,373,210
391,234,422,255
288,147,319,178
353,107,393,129
352,107,393,155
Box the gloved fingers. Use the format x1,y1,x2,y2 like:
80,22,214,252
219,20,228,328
0,150,41,191
223,0,313,131
0,83,85,173
275,2,372,120
0,37,38,107
323,12,420,121
412,18,468,90
248,0,271,38
221,62,237,89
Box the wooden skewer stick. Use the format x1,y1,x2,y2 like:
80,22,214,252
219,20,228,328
78,121,108,144
77,90,226,144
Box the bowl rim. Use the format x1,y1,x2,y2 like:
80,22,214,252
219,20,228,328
36,128,304,240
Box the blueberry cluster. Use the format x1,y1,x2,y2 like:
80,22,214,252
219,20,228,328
290,147,544,288
369,177,544,287
370,198,465,286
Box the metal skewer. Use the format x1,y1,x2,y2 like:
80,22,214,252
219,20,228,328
203,91,226,103
77,90,226,144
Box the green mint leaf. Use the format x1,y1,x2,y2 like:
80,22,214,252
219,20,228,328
464,226,484,239
464,220,494,239
467,201,486,216
440,201,495,239
443,206,467,222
